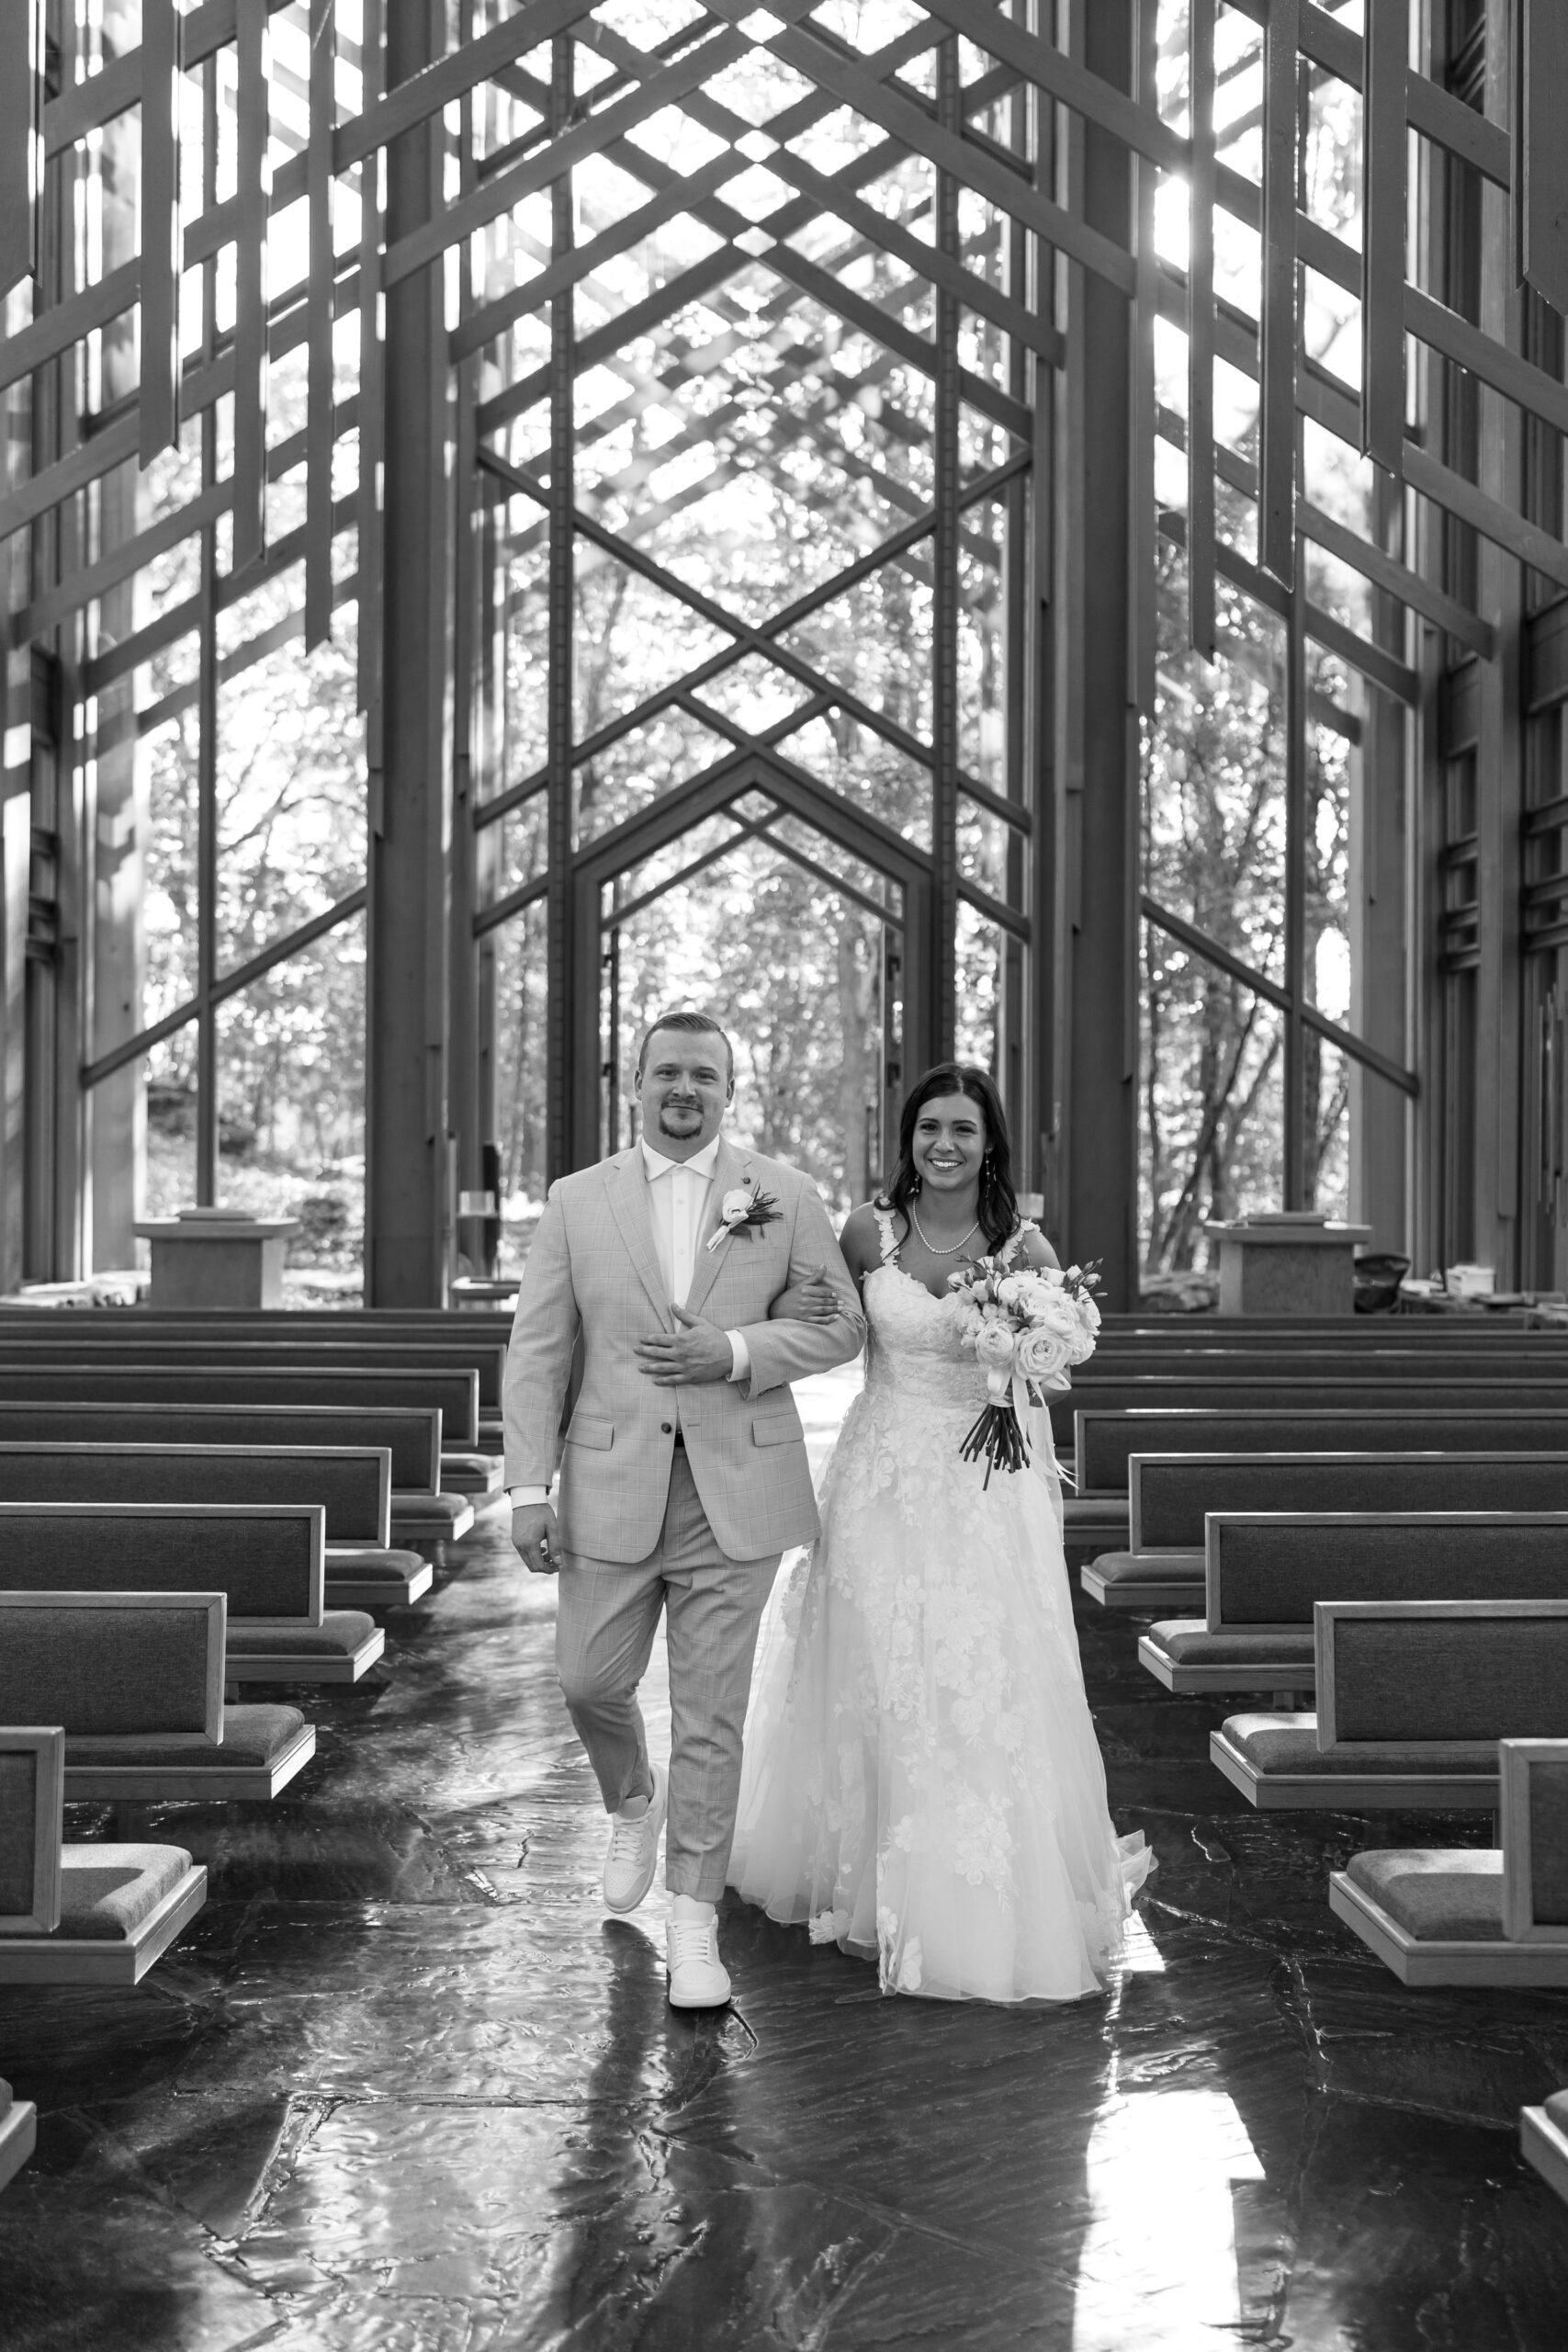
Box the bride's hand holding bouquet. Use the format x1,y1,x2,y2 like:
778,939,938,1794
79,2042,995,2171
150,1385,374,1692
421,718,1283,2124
948,1256,1101,1485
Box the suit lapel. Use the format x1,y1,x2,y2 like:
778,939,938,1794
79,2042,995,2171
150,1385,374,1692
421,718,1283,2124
605,1150,672,1327
682,1136,748,1320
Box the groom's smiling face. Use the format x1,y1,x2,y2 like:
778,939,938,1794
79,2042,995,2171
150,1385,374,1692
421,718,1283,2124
636,1027,734,1159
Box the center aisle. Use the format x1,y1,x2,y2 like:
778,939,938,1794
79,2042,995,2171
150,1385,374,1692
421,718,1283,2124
2,1372,1567,2348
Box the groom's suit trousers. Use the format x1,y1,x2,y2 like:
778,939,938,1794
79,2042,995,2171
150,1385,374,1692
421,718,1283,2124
556,1448,780,1902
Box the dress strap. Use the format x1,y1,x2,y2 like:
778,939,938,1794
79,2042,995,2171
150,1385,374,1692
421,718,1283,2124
872,1203,900,1264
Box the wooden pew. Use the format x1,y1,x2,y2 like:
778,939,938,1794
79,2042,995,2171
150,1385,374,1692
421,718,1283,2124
0,1724,206,1984
1522,2093,1568,2207
1052,1374,1568,1449
0,1438,430,1610
1095,1313,1546,1338
1070,1407,1568,1583
0,1593,315,1801
0,2081,35,2196
1083,1340,1568,1372
1330,1738,1568,1986
1138,1489,1568,1694
0,1398,459,1567
0,1394,437,1486
0,1501,384,1685
1104,1448,1568,1619
1210,1598,1568,1813
0,1340,491,1460
0,1317,512,1458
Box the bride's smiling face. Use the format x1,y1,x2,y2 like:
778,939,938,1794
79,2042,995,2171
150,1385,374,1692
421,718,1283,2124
911,1093,987,1197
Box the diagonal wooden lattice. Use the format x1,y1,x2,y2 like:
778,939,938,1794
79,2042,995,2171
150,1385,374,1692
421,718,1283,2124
4,0,1568,1281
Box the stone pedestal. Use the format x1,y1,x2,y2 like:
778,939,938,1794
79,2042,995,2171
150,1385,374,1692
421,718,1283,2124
1205,1214,1372,1317
133,1208,301,1308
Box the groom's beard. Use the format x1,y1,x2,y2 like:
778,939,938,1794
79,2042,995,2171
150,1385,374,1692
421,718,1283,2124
657,1103,704,1137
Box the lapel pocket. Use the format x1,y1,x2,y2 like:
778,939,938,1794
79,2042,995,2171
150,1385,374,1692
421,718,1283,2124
565,1414,614,1451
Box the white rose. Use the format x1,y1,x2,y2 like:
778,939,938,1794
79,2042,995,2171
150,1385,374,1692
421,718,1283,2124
996,1273,1028,1307
1031,1289,1080,1341
973,1321,1017,1370
1015,1323,1072,1382
1011,1276,1060,1321
719,1188,752,1225
1074,1289,1101,1336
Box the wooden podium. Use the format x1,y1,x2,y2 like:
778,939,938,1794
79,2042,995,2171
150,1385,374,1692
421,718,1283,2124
1204,1212,1372,1316
133,1208,302,1308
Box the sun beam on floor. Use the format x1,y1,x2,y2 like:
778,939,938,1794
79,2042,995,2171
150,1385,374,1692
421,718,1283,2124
1069,2088,1267,2352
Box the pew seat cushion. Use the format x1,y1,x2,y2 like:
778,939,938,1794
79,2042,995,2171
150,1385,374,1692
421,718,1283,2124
440,1453,503,1495
50,1844,195,1941
1062,1495,1129,1530
1148,1623,1315,1668
1222,1717,1499,1778
391,1492,470,1529
325,1546,426,1581
1088,1549,1204,1588
225,1612,376,1658
1343,1848,1504,1941
65,1703,306,1770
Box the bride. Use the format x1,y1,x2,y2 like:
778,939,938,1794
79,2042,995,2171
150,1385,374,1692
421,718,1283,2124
728,1061,1152,2003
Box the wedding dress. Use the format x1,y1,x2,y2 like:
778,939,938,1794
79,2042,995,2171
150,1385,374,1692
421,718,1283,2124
728,1209,1152,2002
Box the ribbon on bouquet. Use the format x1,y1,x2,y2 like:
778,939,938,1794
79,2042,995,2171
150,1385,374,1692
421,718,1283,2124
992,1368,1078,1487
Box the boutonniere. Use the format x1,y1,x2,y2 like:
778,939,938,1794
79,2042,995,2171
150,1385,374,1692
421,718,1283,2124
705,1176,784,1250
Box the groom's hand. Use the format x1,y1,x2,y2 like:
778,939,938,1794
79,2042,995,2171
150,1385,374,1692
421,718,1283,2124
635,1305,734,1385
511,1502,561,1576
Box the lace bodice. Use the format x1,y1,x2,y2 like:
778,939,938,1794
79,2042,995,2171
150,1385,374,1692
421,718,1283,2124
861,1206,1034,1414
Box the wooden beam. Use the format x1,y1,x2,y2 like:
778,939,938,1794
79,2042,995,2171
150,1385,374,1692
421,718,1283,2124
1360,0,1406,473
1258,0,1298,585
1188,0,1216,659
1518,0,1568,314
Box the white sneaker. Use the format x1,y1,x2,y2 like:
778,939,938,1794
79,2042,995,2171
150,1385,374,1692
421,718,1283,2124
666,1912,732,2008
602,1763,667,1914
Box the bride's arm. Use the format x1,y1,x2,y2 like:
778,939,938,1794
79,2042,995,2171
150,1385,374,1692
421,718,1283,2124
769,1203,881,1317
1014,1226,1062,1272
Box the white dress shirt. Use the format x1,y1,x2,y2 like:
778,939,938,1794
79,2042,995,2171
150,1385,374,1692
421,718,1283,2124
508,1134,750,1507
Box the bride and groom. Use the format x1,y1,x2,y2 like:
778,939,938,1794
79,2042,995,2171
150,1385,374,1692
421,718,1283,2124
502,1009,1149,2008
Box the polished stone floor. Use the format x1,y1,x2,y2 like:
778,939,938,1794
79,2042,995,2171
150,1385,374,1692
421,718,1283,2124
5,1379,1568,2347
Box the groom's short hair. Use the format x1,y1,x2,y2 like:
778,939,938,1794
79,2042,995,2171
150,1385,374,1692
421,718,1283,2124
636,1010,734,1081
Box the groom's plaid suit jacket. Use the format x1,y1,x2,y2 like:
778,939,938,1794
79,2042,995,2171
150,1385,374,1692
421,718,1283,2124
502,1136,865,1562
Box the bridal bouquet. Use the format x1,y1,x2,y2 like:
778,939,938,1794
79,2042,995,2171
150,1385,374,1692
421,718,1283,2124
947,1257,1101,1487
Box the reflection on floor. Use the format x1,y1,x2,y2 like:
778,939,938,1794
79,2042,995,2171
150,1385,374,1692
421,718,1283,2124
5,1385,1568,2347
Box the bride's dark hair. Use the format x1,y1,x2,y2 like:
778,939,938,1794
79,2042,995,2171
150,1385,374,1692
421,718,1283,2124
878,1062,1020,1254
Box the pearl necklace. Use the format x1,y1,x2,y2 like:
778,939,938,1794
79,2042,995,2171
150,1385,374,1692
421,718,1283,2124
910,1205,980,1257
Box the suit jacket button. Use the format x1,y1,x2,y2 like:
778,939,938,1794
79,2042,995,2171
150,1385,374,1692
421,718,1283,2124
660,1421,673,1434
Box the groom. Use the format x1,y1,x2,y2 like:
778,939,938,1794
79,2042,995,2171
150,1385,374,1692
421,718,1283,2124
503,1010,864,2007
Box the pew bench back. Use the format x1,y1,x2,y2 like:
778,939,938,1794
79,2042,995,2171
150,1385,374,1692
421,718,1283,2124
1500,1741,1568,1942
0,1441,389,1548
1316,1600,1568,1752
0,1592,226,1737
0,1329,507,1412
0,1500,324,1623
1132,1450,1568,1555
0,1363,475,1448
1077,1408,1568,1493
1206,1510,1568,1633
1058,1378,1568,1444
0,1400,439,1495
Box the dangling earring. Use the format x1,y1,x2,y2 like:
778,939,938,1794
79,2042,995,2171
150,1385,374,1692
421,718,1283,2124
911,1171,922,1195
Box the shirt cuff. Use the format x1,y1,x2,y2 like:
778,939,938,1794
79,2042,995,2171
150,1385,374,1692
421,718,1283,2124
507,1486,550,1507
727,1330,751,1383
